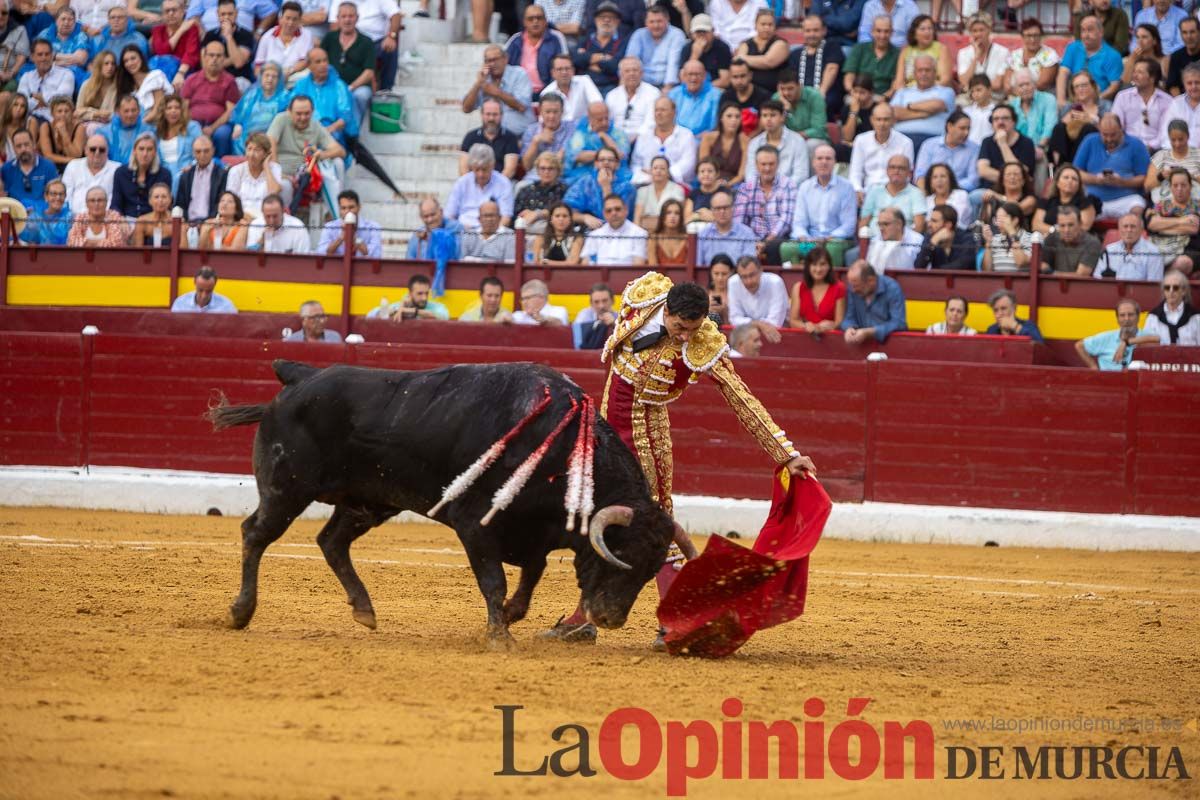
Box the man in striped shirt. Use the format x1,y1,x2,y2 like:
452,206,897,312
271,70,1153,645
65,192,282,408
732,145,796,265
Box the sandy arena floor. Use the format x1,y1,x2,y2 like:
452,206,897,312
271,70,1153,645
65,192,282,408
0,506,1197,800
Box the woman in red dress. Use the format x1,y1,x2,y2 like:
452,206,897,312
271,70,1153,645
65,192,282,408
788,245,846,333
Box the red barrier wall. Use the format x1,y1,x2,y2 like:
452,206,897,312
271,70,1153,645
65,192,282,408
3,332,1199,516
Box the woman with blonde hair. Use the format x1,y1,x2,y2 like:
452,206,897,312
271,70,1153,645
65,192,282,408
0,92,37,159
132,183,175,247
76,50,119,131
892,15,952,93
230,61,287,154
633,155,685,230
199,191,250,252
37,95,84,168
110,131,172,218
67,186,130,247
224,132,287,217
155,94,202,188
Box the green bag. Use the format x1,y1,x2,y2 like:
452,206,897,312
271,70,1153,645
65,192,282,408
369,92,406,134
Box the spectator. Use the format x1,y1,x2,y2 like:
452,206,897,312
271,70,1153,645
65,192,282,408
733,145,795,262
865,206,923,272
1158,64,1200,150
0,6,30,92
513,277,569,325
1147,168,1200,273
891,15,951,93
1051,72,1108,174
286,300,342,342
519,93,572,176
680,13,730,90
1148,120,1200,206
979,161,1036,229
460,98,520,179
130,0,167,30
151,0,201,87
1035,163,1099,234
1058,14,1122,104
446,142,515,229
246,193,311,253
697,104,747,185
697,187,756,265
154,95,200,186
461,200,516,262
985,288,1043,340
563,101,630,183
891,53,954,156
2,128,56,208
783,143,856,265
789,14,843,114
319,2,374,123
186,0,276,33
202,0,255,87
131,182,175,246
21,179,71,245
229,60,286,153
773,69,827,158
1040,205,1102,274
646,197,686,265
857,0,917,48
381,274,451,321
728,323,762,357
0,93,35,160
36,7,90,89
924,162,972,231
703,0,759,51
976,103,1035,211
1075,113,1150,220
849,102,913,198
253,1,311,82
1076,299,1154,370
171,265,238,313
788,245,846,332
1133,0,1187,57
844,15,897,102
462,44,533,138
982,201,1032,272
1166,17,1200,96
505,3,567,95
95,5,148,60
267,94,346,213
737,7,789,96
18,39,74,123
925,296,975,335
1003,17,1058,95
317,189,382,258
962,73,995,146
706,253,734,323
322,0,400,92
182,38,239,155
176,134,226,221
540,53,601,124
1010,67,1057,163
581,0,645,40
75,51,119,131
744,98,809,186
116,45,171,124
459,276,514,324
111,132,171,217
515,151,569,233
1095,212,1162,280
668,58,721,136
563,145,634,228
720,58,769,131
538,0,587,45
534,201,584,263
574,282,616,348
197,190,249,251
816,0,869,49
571,1,626,95
102,94,153,165
1113,58,1171,154
63,133,119,212
1071,0,1129,55
624,5,684,90
841,259,907,343
605,57,659,141
915,204,975,270
67,186,129,246
579,193,647,264
727,254,786,337
407,197,463,260
224,132,286,216
633,155,684,229
915,109,979,193
1143,269,1200,343
630,95,696,185
956,12,1008,97
861,154,925,237
1122,25,1168,91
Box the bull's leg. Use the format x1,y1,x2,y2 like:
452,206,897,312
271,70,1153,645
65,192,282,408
502,558,546,626
317,504,388,630
458,532,513,646
228,499,305,629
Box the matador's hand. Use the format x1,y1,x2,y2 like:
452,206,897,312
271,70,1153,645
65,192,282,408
786,454,816,478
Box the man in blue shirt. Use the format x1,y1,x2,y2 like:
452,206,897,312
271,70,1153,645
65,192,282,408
562,145,635,228
1058,13,1123,102
697,188,757,265
291,47,357,145
462,44,534,137
318,190,382,257
857,0,919,49
813,0,869,48
842,260,907,343
1073,113,1151,219
985,289,1045,342
104,95,155,164
186,0,279,33
1133,0,1189,56
624,5,684,89
1077,299,1160,371
171,266,239,313
780,143,857,265
891,54,956,155
914,109,980,192
93,6,149,58
20,180,72,245
407,197,463,260
668,59,721,135
1,130,59,210
562,101,630,183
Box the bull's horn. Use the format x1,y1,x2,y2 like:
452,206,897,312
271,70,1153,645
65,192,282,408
589,505,634,570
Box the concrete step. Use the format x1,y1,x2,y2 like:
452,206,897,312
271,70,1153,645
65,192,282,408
356,152,461,183
401,106,479,137
396,64,485,87
355,129,461,156
404,41,491,62
349,168,458,203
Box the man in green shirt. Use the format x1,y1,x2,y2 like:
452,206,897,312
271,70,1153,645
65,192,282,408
843,15,899,103
320,1,377,123
773,70,827,160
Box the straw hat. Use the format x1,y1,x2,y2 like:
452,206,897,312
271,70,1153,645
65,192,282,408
0,197,28,235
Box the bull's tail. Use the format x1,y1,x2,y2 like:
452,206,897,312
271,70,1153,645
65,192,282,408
273,359,320,386
205,392,268,431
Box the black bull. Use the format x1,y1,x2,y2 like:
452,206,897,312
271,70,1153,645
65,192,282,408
207,360,674,641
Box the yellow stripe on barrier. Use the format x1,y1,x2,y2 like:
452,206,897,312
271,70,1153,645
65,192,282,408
194,278,343,314
8,276,170,307
904,299,1031,334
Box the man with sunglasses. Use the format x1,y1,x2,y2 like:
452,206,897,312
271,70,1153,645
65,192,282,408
285,300,342,342
0,128,57,210
503,4,568,94
1143,270,1200,344
62,134,120,214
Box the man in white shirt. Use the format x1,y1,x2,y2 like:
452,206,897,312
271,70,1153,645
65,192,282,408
708,0,766,50
513,278,570,325
727,255,788,339
17,39,75,122
1112,58,1172,152
539,53,602,124
171,266,239,313
254,1,313,80
865,207,924,273
744,99,809,186
62,134,120,213
580,194,648,265
955,13,1009,97
605,57,660,142
247,193,312,253
848,101,913,200
1096,213,1164,281
1159,64,1200,148
629,95,696,184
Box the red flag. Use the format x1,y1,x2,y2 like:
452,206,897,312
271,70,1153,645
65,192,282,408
656,470,831,658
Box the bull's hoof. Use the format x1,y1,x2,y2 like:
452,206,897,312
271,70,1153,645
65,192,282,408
225,605,253,630
538,619,598,644
352,609,378,630
486,628,516,651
